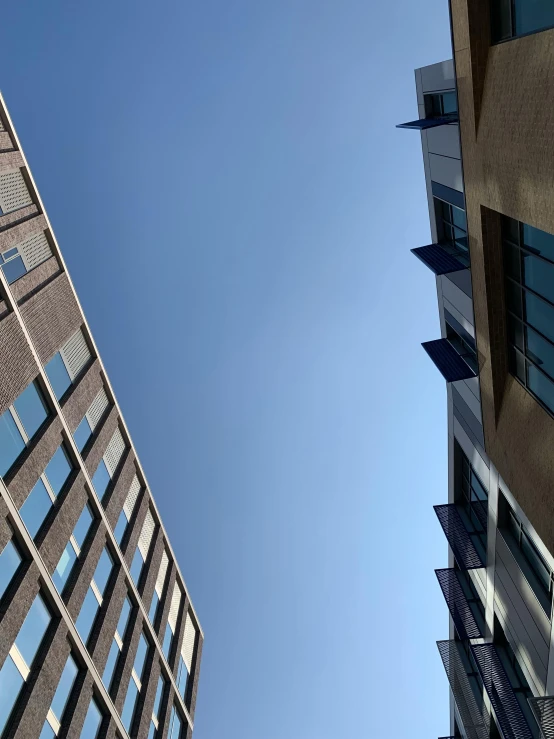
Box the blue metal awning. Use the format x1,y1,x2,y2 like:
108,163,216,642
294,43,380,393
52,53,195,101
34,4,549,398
397,116,459,129
435,568,485,640
471,643,534,739
422,338,477,382
412,244,467,275
434,504,485,570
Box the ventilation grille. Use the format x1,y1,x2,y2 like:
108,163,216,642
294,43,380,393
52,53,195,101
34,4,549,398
155,551,169,598
86,388,109,431
138,510,156,560
18,231,52,271
0,119,4,132
123,476,141,520
435,568,484,640
529,697,554,739
181,613,197,672
0,170,32,214
103,427,125,476
434,504,485,570
61,329,91,380
168,583,182,632
437,640,489,739
471,643,534,739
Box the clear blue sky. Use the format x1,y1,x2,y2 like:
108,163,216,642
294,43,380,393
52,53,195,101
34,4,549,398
1,3,454,737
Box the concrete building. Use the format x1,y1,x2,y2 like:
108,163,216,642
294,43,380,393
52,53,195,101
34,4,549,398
400,4,554,736
0,95,202,738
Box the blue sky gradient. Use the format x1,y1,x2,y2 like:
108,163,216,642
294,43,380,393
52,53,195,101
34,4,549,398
1,2,453,737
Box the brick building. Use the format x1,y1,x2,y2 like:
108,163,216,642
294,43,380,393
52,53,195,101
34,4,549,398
0,95,202,738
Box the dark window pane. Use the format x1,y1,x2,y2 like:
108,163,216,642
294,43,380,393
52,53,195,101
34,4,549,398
528,364,554,415
526,326,554,381
521,529,551,593
50,654,78,722
114,510,127,545
15,594,51,667
451,206,467,231
471,473,488,502
514,0,554,36
130,548,144,585
45,353,72,401
153,676,164,718
44,445,72,496
121,678,138,732
149,590,159,623
0,656,24,736
504,243,521,281
491,0,513,41
509,346,526,383
39,722,56,739
441,91,457,115
523,253,554,304
0,540,22,600
506,279,523,318
73,504,94,550
20,478,52,539
102,639,119,689
75,588,99,645
508,315,524,352
2,255,27,284
80,699,102,739
13,382,48,440
117,596,132,639
92,461,110,499
0,408,25,476
52,542,77,592
93,548,113,596
523,223,554,263
73,417,92,453
525,291,554,343
163,623,173,659
134,633,149,680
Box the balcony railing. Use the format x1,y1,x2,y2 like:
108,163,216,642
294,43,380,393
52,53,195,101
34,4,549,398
529,696,554,739
471,643,534,739
435,568,485,640
434,505,486,570
437,640,489,739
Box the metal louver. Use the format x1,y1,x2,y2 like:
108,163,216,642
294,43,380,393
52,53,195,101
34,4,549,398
422,338,477,382
435,568,484,640
434,504,485,569
60,329,91,380
103,428,125,476
155,551,169,598
137,510,155,560
471,643,534,739
397,115,459,129
123,476,141,520
86,388,109,431
411,244,467,275
529,696,554,739
168,583,182,632
181,613,197,672
18,231,52,271
437,640,489,739
0,170,32,213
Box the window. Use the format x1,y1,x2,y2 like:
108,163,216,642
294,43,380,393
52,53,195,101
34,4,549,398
76,546,113,646
0,593,52,735
0,231,52,285
499,492,553,615
163,622,173,659
0,380,49,477
52,503,94,593
44,330,92,402
80,698,103,739
73,388,110,455
91,428,126,501
455,442,488,557
114,476,141,547
20,443,73,539
150,550,169,626
434,198,469,266
491,0,554,43
102,640,120,692
103,594,132,690
122,632,150,732
44,354,71,401
177,656,189,700
424,91,457,119
0,537,22,600
91,461,110,500
445,314,478,374
130,547,144,585
73,417,92,453
40,653,78,736
502,216,554,418
149,590,160,623
0,246,26,284
148,675,165,739
93,549,113,597
168,706,183,739
130,509,156,586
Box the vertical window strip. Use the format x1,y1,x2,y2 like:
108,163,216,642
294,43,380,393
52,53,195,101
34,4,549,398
60,329,91,381
103,427,125,477
42,653,78,736
138,510,156,561
123,476,141,521
155,551,169,599
168,583,182,634
52,503,94,593
85,388,109,432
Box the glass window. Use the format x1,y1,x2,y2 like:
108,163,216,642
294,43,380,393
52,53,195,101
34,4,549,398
93,548,113,596
0,655,24,735
134,633,149,680
114,510,127,545
147,722,156,739
15,593,51,667
527,326,554,381
514,0,554,36
168,706,182,739
75,588,99,645
0,408,25,476
44,353,71,401
53,543,77,592
73,417,92,453
163,623,173,659
80,698,102,739
149,590,159,623
73,504,94,550
0,539,22,600
177,655,189,699
130,548,144,585
523,252,554,304
13,382,49,440
50,654,78,722
102,639,119,689
523,222,554,263
117,596,132,639
2,255,27,284
121,678,138,732
92,461,110,499
20,479,52,539
44,445,72,495
528,364,554,414
39,723,56,739
153,675,165,718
